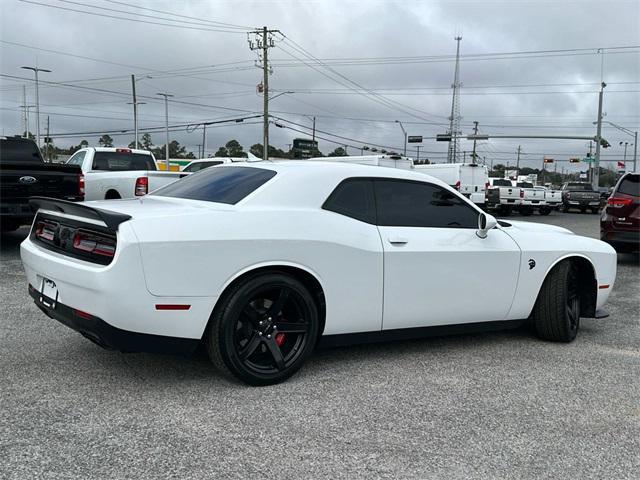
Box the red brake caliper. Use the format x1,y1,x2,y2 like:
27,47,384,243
275,333,286,347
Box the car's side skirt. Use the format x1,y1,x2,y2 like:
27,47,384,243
318,319,526,349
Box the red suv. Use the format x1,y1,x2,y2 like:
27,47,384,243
600,172,639,253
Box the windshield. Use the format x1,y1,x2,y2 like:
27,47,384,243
151,166,276,204
0,138,43,163
617,174,639,197
92,151,156,171
517,182,533,188
566,183,593,191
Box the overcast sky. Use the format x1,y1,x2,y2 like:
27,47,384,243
1,0,639,170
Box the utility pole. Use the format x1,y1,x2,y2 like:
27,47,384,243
248,26,280,161
21,66,51,148
471,121,479,163
593,82,606,189
156,92,173,170
202,124,207,158
45,115,50,162
21,85,28,136
312,116,316,143
416,145,421,163
588,141,593,183
446,36,463,163
516,145,521,172
395,120,407,156
131,75,138,148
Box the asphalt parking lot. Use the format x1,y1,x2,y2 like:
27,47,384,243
1,212,638,479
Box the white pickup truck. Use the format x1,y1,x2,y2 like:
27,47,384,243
486,178,522,215
534,186,561,215
515,181,547,216
414,163,489,206
66,147,185,200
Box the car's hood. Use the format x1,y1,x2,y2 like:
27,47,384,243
85,196,232,220
502,220,574,235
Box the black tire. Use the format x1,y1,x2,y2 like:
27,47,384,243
1,220,20,232
532,261,580,342
519,207,533,216
539,206,551,216
590,208,599,214
205,272,319,386
580,207,587,214
105,190,121,200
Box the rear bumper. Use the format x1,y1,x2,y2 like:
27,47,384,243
28,284,199,354
600,229,640,252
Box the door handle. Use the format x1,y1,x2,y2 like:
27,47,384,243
388,237,408,245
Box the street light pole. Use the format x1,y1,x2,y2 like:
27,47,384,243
593,82,606,189
395,120,407,156
21,66,51,148
157,93,173,170
600,120,637,173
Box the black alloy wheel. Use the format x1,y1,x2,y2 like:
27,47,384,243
206,273,319,385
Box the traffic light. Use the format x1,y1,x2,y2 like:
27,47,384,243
600,138,611,148
569,157,580,163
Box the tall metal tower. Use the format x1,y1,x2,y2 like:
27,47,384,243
447,36,463,163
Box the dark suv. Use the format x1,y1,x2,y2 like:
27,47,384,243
600,172,639,253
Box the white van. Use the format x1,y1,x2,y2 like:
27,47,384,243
309,154,414,170
414,163,489,205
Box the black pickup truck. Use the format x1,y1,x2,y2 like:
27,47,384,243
560,182,601,214
1,136,84,232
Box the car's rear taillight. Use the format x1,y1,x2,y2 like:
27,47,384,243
520,189,524,198
72,230,116,258
35,221,57,241
454,180,461,190
485,182,490,190
116,148,131,154
607,197,633,207
78,173,85,198
135,176,148,196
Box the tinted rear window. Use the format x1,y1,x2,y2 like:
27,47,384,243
151,166,276,204
492,179,512,186
517,182,533,188
92,151,156,171
566,183,593,191
323,178,375,224
0,138,43,163
617,174,639,197
183,161,223,172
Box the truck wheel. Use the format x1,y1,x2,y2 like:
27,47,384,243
205,272,319,386
539,206,551,216
519,207,533,216
580,207,587,214
105,190,121,200
532,261,580,342
590,208,599,214
1,220,20,232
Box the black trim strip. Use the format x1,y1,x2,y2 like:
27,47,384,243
318,319,525,349
29,196,131,231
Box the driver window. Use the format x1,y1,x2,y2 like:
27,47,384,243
374,179,478,228
67,151,86,166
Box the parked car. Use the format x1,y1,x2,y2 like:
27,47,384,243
414,163,489,206
561,182,601,213
1,136,83,232
600,172,639,253
486,178,522,215
534,186,561,214
22,162,616,385
516,181,546,216
66,147,185,200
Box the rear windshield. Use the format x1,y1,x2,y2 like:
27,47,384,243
617,174,639,197
492,179,512,186
183,160,223,172
151,166,276,204
92,151,156,171
517,182,533,188
0,138,43,163
566,183,593,191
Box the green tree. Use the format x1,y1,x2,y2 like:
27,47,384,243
328,147,347,157
140,133,153,150
225,139,247,157
214,146,229,157
98,134,114,147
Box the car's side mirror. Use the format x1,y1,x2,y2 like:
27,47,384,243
476,212,497,239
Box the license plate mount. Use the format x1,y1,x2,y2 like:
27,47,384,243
39,278,59,309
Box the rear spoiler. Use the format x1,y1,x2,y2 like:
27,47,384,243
29,197,131,231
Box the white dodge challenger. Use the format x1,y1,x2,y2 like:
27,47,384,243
21,161,616,385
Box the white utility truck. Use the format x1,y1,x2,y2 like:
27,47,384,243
414,163,489,206
66,148,185,200
310,154,414,170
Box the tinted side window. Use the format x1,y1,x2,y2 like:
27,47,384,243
375,179,478,228
617,174,639,197
323,178,375,224
151,166,276,204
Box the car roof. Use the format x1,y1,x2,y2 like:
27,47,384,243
223,160,457,208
